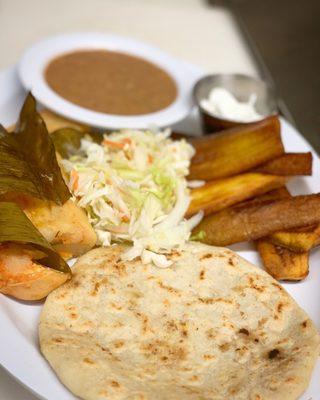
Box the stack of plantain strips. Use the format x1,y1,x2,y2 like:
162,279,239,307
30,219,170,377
187,116,319,281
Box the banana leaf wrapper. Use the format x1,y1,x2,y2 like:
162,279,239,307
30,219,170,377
0,93,70,205
0,201,70,274
51,127,102,158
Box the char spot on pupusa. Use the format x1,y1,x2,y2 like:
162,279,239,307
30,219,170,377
163,298,171,307
219,343,230,352
83,357,95,364
238,328,249,336
90,282,100,296
268,349,280,359
199,269,205,280
206,328,216,339
141,340,187,363
203,354,215,360
165,320,179,332
228,256,238,267
113,340,125,348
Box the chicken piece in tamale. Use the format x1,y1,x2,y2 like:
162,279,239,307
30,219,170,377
0,202,71,300
0,243,70,300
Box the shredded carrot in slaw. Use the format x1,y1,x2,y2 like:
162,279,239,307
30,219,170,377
102,137,132,149
70,170,79,191
102,139,125,149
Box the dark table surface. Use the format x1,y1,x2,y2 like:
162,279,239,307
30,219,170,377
211,0,320,153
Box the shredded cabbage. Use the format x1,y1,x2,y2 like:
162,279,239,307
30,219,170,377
61,129,202,267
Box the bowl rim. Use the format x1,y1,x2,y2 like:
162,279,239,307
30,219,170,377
18,32,205,129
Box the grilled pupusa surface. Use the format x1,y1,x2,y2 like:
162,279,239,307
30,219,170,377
39,242,319,400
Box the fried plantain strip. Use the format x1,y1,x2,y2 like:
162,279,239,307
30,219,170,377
255,152,312,176
187,173,287,217
256,239,309,281
193,194,320,246
229,188,320,252
270,224,320,252
261,187,320,252
189,116,284,181
232,187,291,208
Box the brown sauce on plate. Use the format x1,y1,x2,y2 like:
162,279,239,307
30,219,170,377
45,50,177,115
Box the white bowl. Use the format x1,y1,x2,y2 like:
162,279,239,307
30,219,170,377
18,32,204,129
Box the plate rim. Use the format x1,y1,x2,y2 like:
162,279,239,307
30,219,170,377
0,67,319,400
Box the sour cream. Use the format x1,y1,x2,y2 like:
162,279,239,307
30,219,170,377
200,87,263,122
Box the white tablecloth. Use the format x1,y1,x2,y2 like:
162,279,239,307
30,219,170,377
0,0,257,398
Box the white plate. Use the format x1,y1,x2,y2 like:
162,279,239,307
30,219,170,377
0,66,319,400
18,32,204,130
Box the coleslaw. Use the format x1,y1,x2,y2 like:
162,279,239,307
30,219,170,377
61,129,203,267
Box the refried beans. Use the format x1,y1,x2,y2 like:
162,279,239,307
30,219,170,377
45,50,177,115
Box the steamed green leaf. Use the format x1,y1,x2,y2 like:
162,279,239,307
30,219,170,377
0,93,71,205
51,127,102,158
0,202,71,274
